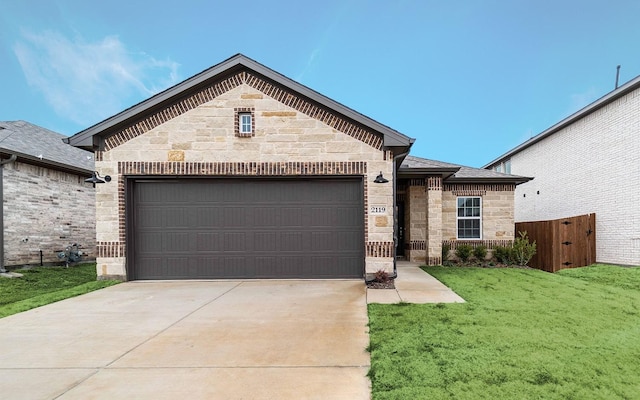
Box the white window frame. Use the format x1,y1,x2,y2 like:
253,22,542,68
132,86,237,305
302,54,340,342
456,196,482,239
239,113,252,134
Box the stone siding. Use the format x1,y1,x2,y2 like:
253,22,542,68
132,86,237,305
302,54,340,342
3,161,95,266
442,184,515,241
95,83,394,279
509,86,640,265
403,180,515,264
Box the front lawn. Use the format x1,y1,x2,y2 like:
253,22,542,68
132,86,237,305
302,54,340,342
368,265,640,399
0,263,119,318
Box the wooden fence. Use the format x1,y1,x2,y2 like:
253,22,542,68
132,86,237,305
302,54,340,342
515,213,596,273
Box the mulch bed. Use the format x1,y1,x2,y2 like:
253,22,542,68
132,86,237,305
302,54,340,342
366,279,395,289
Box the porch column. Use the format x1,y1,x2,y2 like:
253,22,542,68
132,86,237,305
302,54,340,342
406,179,426,262
426,176,443,265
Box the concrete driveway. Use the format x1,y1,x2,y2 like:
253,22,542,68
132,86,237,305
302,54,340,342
0,280,370,399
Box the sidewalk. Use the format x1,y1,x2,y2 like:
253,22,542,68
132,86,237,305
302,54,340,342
366,261,465,304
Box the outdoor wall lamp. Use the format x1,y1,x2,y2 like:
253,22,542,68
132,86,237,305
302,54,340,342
374,171,389,184
85,171,112,188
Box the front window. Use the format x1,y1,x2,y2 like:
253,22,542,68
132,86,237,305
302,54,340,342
457,197,482,239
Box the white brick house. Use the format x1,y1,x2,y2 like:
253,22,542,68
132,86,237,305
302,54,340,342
66,54,528,281
485,76,640,266
0,121,96,270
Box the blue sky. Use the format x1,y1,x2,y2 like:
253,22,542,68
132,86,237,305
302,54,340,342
1,0,639,167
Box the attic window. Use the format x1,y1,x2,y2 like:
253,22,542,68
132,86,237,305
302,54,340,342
493,159,511,174
235,107,255,137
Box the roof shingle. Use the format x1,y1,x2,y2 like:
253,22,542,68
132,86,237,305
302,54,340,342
0,121,94,173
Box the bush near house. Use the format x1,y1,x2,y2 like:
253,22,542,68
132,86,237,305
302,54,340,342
454,244,473,263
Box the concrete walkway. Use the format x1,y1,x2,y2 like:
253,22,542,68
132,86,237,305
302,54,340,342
367,261,466,304
0,280,370,400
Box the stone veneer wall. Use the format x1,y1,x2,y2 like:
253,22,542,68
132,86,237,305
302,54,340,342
3,161,96,266
94,78,395,279
442,183,516,242
404,181,515,264
405,179,426,263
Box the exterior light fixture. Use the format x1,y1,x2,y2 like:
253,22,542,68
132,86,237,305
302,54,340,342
374,171,389,184
85,171,112,188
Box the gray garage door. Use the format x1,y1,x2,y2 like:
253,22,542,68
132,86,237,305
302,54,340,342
130,178,364,280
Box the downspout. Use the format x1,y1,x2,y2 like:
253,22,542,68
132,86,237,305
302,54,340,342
0,154,17,273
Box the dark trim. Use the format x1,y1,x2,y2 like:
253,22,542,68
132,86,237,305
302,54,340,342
484,74,640,168
124,176,135,281
444,176,532,185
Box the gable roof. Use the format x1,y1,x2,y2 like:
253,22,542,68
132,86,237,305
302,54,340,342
400,155,531,184
65,53,414,152
0,121,93,175
484,74,640,169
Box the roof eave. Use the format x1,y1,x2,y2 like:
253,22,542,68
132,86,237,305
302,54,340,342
66,54,414,150
0,149,93,176
398,167,460,180
445,176,533,185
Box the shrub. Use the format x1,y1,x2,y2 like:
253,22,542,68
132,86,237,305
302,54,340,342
512,231,537,266
441,243,451,262
494,245,513,264
473,245,488,261
373,269,391,283
455,244,473,263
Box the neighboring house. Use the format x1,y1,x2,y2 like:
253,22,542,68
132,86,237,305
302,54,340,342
0,121,96,270
66,54,527,281
485,75,640,266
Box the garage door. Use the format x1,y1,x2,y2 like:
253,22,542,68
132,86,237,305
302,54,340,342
130,178,364,280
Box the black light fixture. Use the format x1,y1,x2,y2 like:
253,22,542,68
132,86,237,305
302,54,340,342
374,171,389,184
85,171,111,188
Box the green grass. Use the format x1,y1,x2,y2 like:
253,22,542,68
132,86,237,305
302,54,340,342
0,263,119,318
368,265,640,399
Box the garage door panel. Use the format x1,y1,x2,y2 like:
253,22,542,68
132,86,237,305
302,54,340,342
131,178,364,280
280,232,304,252
254,232,278,252
196,232,223,251
281,208,302,227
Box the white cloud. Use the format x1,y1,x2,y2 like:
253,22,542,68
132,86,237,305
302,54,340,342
13,30,180,126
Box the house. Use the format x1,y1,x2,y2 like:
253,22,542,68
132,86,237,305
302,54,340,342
0,121,96,271
484,75,640,266
65,54,528,281
398,156,530,264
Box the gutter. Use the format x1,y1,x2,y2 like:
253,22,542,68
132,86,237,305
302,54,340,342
0,154,17,273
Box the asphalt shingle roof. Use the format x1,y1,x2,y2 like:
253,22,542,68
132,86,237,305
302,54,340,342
401,155,531,182
0,121,94,173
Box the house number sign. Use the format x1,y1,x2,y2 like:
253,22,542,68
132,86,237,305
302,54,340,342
369,205,386,215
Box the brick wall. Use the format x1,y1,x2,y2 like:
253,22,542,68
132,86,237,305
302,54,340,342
511,86,640,265
95,81,394,279
3,161,95,266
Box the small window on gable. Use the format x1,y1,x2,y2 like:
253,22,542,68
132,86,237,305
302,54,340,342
240,113,252,134
234,107,255,137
